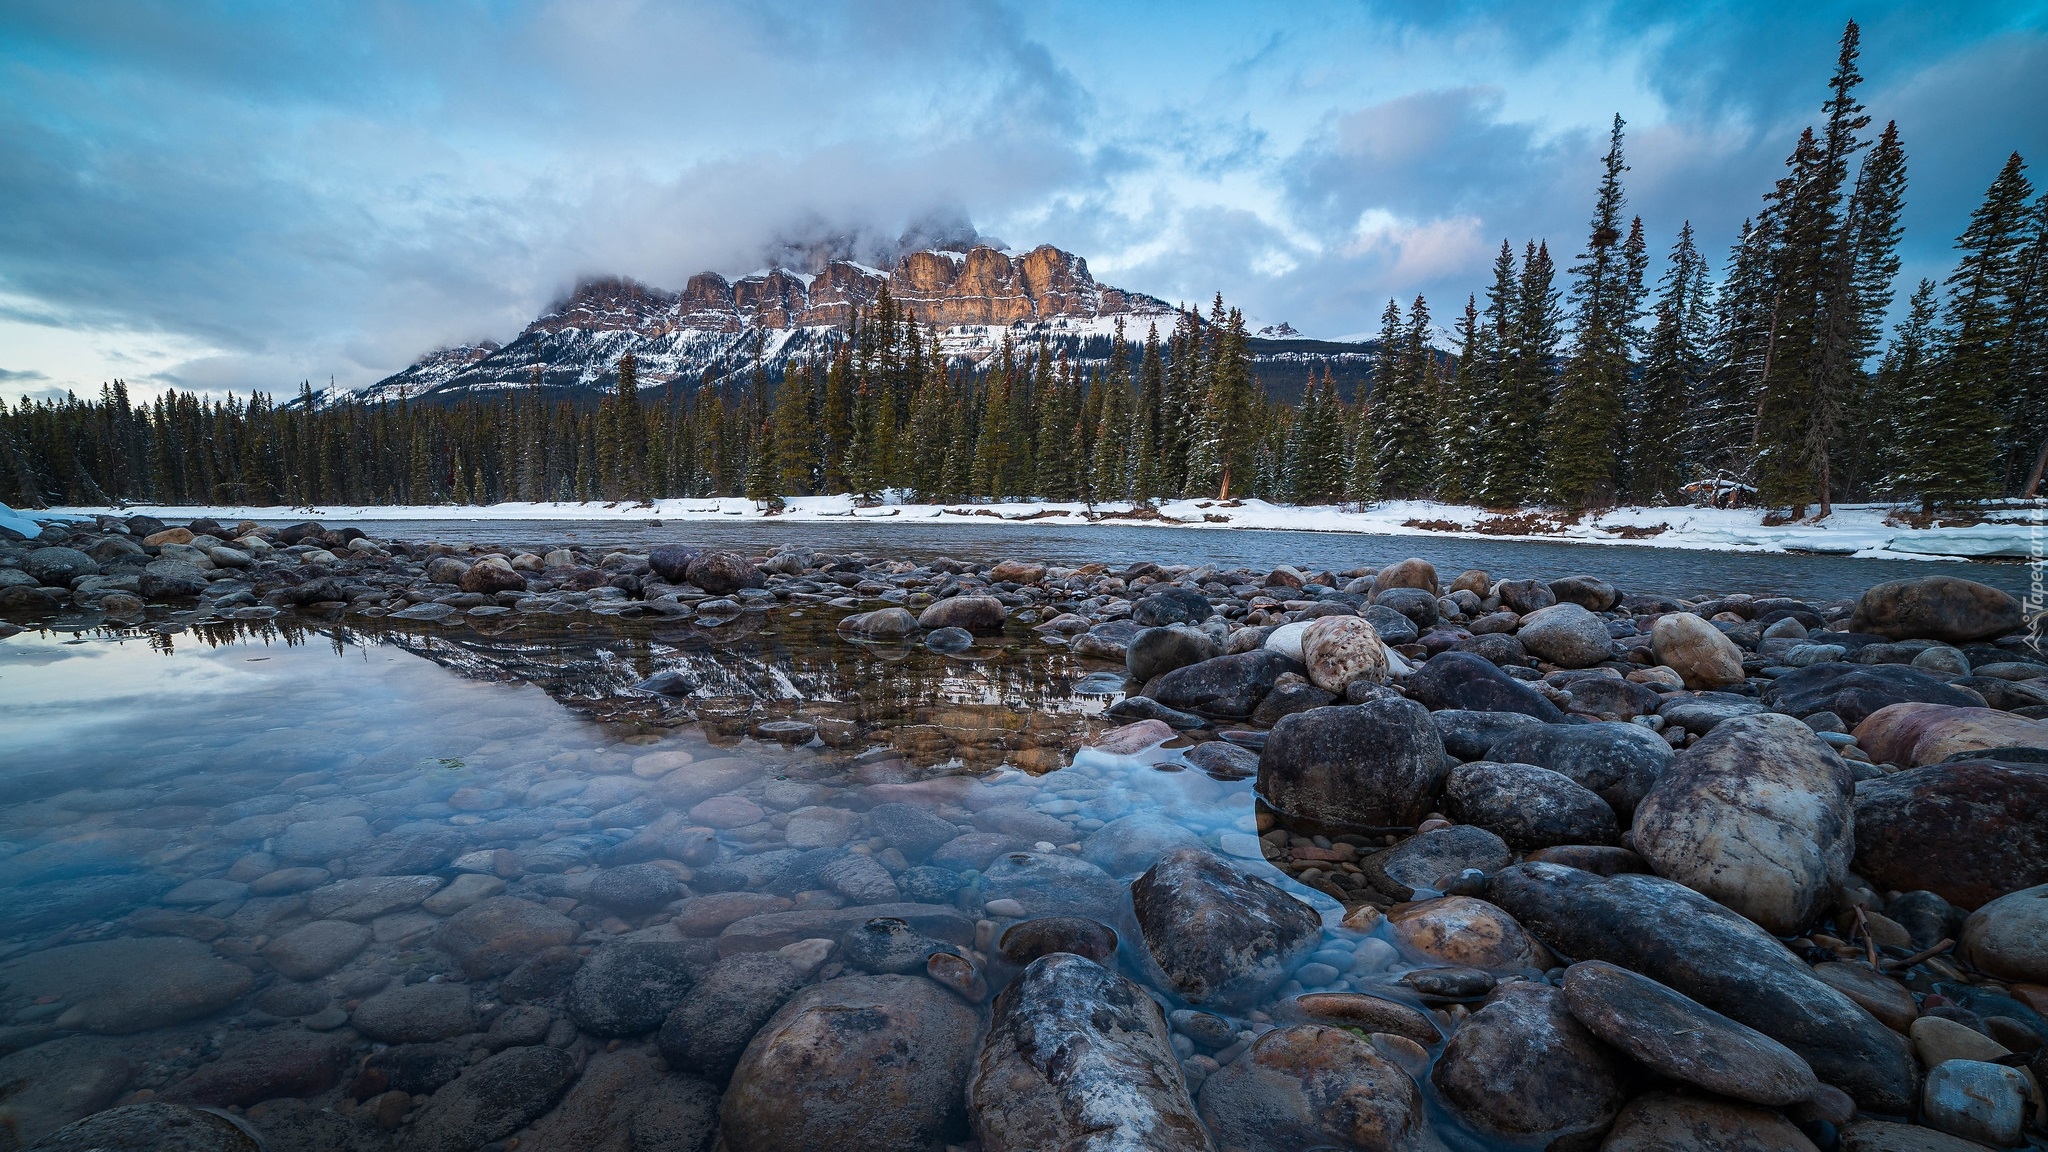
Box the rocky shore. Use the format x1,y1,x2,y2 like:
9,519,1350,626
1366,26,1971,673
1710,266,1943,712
2,512,2047,1152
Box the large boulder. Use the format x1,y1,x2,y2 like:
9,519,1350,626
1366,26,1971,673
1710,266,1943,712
1516,603,1612,668
1132,586,1212,626
1131,848,1321,1009
1550,575,1619,612
1374,557,1439,594
685,551,762,595
1408,651,1566,721
1126,624,1223,683
839,607,920,639
1652,612,1747,689
1429,981,1624,1146
1257,697,1448,830
1853,703,2048,768
918,594,1008,633
1764,662,1980,728
1632,713,1854,935
1851,576,2024,643
1486,862,1917,1113
647,544,699,582
139,559,211,598
401,1046,579,1152
1959,883,2048,984
1486,721,1672,818
1148,650,1294,721
1853,759,2048,909
1197,1024,1435,1152
659,952,810,1082
1561,960,1819,1106
968,953,1212,1152
721,974,979,1152
1444,762,1619,850
458,555,525,594
1298,615,1389,693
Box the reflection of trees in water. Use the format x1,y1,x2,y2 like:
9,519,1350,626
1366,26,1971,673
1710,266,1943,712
98,608,1116,774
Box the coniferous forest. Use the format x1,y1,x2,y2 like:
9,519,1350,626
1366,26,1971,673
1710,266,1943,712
4,24,2044,516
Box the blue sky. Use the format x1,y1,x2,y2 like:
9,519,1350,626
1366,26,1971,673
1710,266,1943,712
2,0,2044,400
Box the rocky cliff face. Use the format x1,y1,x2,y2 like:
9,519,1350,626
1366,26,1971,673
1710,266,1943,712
357,243,1173,403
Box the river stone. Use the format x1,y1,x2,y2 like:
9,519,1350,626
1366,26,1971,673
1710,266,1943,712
1516,602,1613,668
1561,960,1819,1105
1376,557,1439,594
272,815,373,862
1299,615,1390,692
1632,713,1853,935
1429,981,1623,1146
685,551,760,595
1658,693,1767,735
996,916,1119,965
1081,813,1205,877
1257,697,1448,830
1840,1120,1999,1152
1126,624,1224,683
1486,862,1917,1113
25,1102,263,1152
1652,612,1748,689
1600,1093,1819,1152
647,544,699,582
1430,709,1546,760
1922,1060,2030,1148
22,547,97,584
970,953,1213,1152
839,917,949,975
306,874,442,920
1287,992,1441,1045
1764,662,1980,728
1408,651,1567,721
1811,961,1920,1033
1550,575,1618,612
262,919,372,979
1851,576,2024,643
1132,848,1321,1009
1959,883,2048,983
1148,650,1295,720
1853,702,2048,768
981,850,1123,918
520,1046,668,1152
1184,739,1260,779
568,940,701,1036
918,594,1007,633
1372,586,1439,631
1486,721,1672,818
1496,578,1558,615
0,1036,135,1145
864,803,963,861
1387,896,1552,970
164,1028,353,1107
1362,603,1421,646
350,981,476,1042
839,607,920,639
1364,825,1513,899
1198,1024,1435,1152
629,1072,722,1152
721,974,978,1152
1851,759,2048,909
1133,586,1213,626
138,560,212,598
402,1045,579,1152
1445,762,1619,850
588,862,684,914
0,937,252,1034
659,952,809,1083
458,555,525,594
434,895,580,977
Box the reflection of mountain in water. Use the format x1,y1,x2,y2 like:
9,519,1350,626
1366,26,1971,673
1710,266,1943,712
146,609,1117,773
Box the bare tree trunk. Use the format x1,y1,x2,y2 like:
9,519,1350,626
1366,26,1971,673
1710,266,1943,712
1218,466,1231,502
2025,435,2048,500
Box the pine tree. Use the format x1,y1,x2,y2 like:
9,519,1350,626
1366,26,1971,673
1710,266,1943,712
1133,323,1166,500
1913,152,2034,506
773,360,819,496
1091,318,1133,501
1866,279,1941,497
1692,217,1778,490
2007,193,2048,496
1626,223,1712,503
1437,295,1489,502
1546,115,1635,508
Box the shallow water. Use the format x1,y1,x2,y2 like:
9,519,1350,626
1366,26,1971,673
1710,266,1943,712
326,517,2042,601
0,608,1493,1147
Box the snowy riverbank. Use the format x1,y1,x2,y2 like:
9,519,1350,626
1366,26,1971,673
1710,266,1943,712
34,497,2047,563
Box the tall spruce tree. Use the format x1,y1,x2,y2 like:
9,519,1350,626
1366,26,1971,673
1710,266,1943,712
1626,222,1712,503
1865,279,1941,498
1546,116,1636,508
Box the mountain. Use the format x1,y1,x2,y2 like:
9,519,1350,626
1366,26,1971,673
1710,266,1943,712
353,241,1378,406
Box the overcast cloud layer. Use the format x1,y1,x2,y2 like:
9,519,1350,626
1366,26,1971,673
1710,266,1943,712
2,0,2044,400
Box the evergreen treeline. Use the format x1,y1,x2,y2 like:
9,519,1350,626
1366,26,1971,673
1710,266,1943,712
4,22,2043,515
